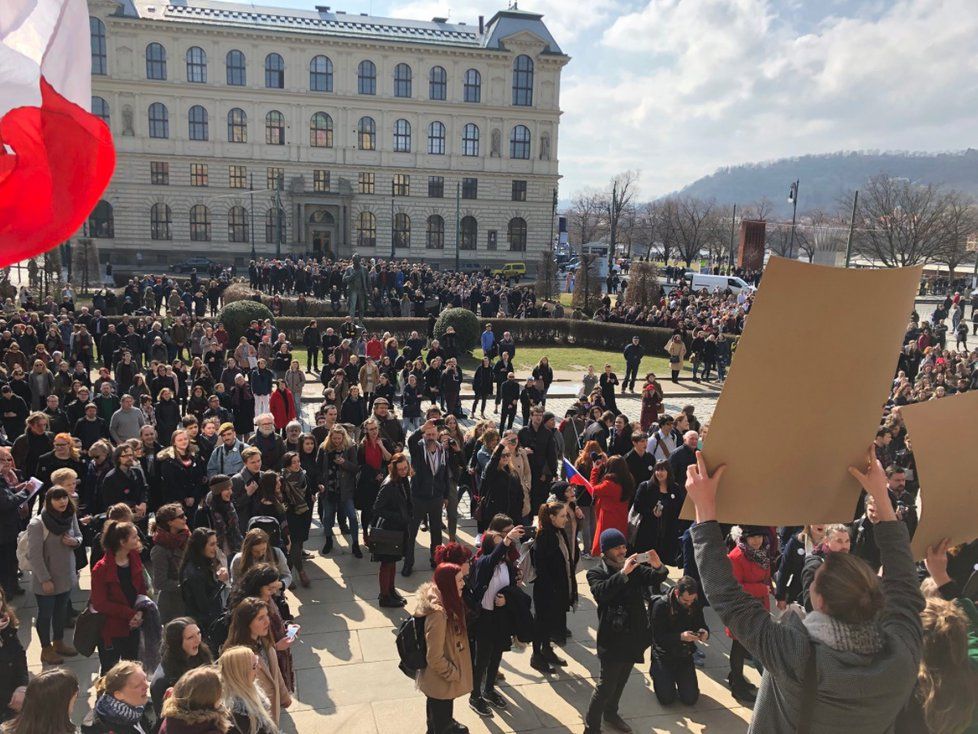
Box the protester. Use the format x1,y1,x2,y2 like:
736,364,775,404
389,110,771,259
84,661,154,734
179,528,229,644
150,503,190,623
217,645,277,734
158,667,232,734
649,577,708,706
0,588,27,724
149,617,214,716
223,598,291,725
0,667,77,734
588,456,634,558
531,502,576,674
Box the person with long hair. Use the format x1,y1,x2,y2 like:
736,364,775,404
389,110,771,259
371,453,413,607
775,524,826,609
684,448,924,732
573,442,603,558
150,617,214,716
199,475,243,560
316,425,360,557
639,373,663,432
229,529,291,589
725,525,773,702
531,502,577,674
228,564,297,695
631,460,681,563
280,451,313,588
588,455,634,558
84,661,153,734
0,588,27,724
179,528,229,644
247,472,290,558
158,666,232,734
222,598,291,725
0,668,77,734
415,562,473,734
158,428,206,511
476,435,524,534
356,418,391,550
151,503,190,624
90,521,148,674
27,484,81,664
216,646,276,734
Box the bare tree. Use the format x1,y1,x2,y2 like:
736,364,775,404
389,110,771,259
794,209,845,263
669,196,717,267
72,238,100,294
935,193,978,281
566,192,605,246
704,204,734,267
602,170,639,270
742,198,775,221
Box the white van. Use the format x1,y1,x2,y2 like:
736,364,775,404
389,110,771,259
679,272,753,294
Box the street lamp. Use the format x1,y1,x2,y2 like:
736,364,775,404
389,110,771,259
249,172,256,261
787,179,800,258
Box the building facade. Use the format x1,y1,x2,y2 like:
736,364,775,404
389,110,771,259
84,0,567,272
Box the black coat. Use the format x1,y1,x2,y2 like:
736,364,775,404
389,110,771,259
101,466,148,510
631,480,681,562
775,533,808,604
587,557,667,662
179,560,226,635
532,528,577,619
478,449,524,525
0,624,27,723
371,476,412,562
649,587,707,663
472,365,494,397
158,451,206,506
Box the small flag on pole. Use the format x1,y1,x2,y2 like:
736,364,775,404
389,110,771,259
563,458,593,495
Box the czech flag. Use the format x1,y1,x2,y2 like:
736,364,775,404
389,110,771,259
563,458,594,495
0,0,115,265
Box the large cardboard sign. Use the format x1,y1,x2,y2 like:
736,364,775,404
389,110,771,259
680,258,922,525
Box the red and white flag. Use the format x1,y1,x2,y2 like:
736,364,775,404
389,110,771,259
0,0,115,266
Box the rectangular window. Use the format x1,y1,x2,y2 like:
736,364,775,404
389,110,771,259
393,174,409,197
229,165,246,189
512,180,527,202
428,176,444,198
313,169,330,193
358,172,375,195
150,161,169,185
267,167,284,191
190,163,208,187
462,177,478,200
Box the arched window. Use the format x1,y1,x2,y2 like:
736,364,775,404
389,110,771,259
87,200,114,238
309,55,333,92
429,66,447,100
190,205,211,241
226,50,246,86
358,116,376,150
265,110,285,145
227,108,247,143
426,215,445,249
310,112,333,147
90,18,107,76
358,60,376,95
427,121,446,155
188,105,208,140
92,97,110,125
462,123,479,157
393,119,411,153
186,46,206,83
146,42,166,80
264,53,284,88
228,206,248,242
148,102,168,138
357,212,376,248
265,208,285,244
394,63,412,98
460,216,477,250
513,54,534,106
150,203,172,240
394,213,411,249
508,217,527,251
510,124,531,159
463,69,481,103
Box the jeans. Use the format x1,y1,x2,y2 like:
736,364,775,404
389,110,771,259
306,347,319,373
585,656,633,729
322,495,359,546
718,361,727,381
98,629,141,675
651,656,699,705
500,404,517,431
623,362,639,391
472,395,488,415
445,484,459,541
471,612,504,699
405,496,443,572
578,505,595,555
426,697,454,734
35,591,70,647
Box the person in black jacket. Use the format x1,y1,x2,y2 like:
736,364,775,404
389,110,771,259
0,386,27,441
404,422,450,576
622,336,643,393
371,453,413,607
100,444,148,531
649,577,708,706
0,448,30,599
178,528,228,646
518,407,558,518
0,587,28,724
531,502,577,675
584,528,667,734
157,429,206,513
498,373,520,432
72,403,110,452
302,320,320,374
471,357,494,418
476,439,524,533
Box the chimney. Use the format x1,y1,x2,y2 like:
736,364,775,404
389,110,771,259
478,14,484,33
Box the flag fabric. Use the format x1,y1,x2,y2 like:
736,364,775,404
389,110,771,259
563,458,594,495
0,0,115,265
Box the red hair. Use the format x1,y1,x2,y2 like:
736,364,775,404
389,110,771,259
434,542,472,567
433,563,465,631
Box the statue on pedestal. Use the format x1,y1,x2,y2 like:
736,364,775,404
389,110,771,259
342,253,370,321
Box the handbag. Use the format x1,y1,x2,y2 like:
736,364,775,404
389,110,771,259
73,601,105,658
369,518,404,556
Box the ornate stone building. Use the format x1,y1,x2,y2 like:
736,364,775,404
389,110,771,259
84,0,567,271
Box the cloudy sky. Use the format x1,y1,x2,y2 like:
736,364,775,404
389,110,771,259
252,0,978,200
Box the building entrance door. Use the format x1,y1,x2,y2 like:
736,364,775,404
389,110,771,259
312,230,332,258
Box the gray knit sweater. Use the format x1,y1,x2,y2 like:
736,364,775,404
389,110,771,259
692,520,922,733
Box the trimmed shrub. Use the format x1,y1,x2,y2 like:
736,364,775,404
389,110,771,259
434,308,480,353
221,281,261,306
217,299,274,342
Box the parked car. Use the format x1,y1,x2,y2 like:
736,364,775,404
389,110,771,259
170,257,220,273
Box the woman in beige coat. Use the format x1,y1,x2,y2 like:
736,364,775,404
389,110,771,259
223,597,291,725
415,564,473,734
665,334,687,383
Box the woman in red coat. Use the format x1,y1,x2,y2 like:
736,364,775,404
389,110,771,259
588,455,635,557
90,519,148,674
639,373,664,432
725,525,773,703
269,379,296,433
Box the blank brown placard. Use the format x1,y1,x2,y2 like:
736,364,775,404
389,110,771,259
902,391,978,559
680,257,922,525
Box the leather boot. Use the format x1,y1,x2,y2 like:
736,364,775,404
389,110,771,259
40,645,63,665
53,640,78,657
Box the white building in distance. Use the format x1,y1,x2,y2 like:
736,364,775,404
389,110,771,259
84,0,567,273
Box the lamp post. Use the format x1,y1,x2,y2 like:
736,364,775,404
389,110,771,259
248,172,256,261
787,180,800,259
455,181,461,272
390,178,396,259
844,189,859,268
274,189,284,258
549,187,557,257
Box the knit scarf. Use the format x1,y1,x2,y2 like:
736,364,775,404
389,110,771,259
281,469,309,515
94,693,145,726
802,610,884,656
41,508,73,536
737,536,770,569
152,527,189,552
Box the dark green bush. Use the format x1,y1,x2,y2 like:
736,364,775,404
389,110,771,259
217,300,274,342
434,308,480,353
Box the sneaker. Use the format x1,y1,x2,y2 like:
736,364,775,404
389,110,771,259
468,697,493,718
603,713,633,733
483,690,507,710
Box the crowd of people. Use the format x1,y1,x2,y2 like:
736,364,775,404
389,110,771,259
0,266,972,734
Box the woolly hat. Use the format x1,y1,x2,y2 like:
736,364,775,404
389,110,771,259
599,528,627,553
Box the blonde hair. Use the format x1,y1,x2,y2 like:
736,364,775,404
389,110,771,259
160,667,229,731
94,660,143,698
918,598,978,734
49,468,77,488
323,424,353,451
216,647,275,734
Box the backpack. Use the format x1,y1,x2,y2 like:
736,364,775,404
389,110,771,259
16,525,48,574
515,538,536,587
193,503,214,531
395,615,427,678
247,515,282,550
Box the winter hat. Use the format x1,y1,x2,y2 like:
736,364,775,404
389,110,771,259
741,525,767,538
599,528,627,553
